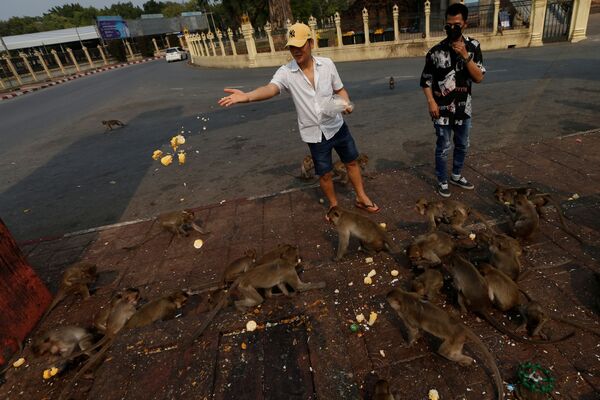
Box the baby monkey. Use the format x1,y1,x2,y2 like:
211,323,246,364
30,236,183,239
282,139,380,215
332,153,370,184
508,194,539,239
327,206,398,261
387,288,504,400
411,269,444,300
415,198,493,235
102,119,126,131
124,210,208,250
407,231,454,269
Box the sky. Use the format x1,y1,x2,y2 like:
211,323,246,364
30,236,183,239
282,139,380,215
0,0,150,21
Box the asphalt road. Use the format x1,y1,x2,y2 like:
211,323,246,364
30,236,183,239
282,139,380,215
2,18,600,241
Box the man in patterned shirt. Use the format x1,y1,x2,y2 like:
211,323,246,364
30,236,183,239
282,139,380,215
420,3,485,197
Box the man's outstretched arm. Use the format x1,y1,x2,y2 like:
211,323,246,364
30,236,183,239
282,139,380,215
218,83,280,107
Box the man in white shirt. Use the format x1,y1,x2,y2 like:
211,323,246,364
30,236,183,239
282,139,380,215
218,23,379,217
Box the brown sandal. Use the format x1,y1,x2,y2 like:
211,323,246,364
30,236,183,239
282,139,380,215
355,201,380,214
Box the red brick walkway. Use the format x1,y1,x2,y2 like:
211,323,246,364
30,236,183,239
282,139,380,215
1,130,599,399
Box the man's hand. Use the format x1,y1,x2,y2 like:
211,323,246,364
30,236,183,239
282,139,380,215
343,103,354,114
218,88,250,107
451,40,468,60
428,100,440,119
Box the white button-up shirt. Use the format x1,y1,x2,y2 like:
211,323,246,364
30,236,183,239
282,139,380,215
270,56,345,143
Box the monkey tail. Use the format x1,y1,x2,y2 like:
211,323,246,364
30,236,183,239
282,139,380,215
482,312,574,344
543,197,584,244
550,314,600,337
57,335,109,364
57,339,113,400
122,231,162,251
465,330,505,400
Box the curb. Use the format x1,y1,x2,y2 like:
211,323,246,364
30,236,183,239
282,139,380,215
1,56,164,101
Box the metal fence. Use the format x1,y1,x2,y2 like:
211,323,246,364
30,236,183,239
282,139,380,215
543,0,573,41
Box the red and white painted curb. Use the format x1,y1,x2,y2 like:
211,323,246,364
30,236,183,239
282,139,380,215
1,56,164,101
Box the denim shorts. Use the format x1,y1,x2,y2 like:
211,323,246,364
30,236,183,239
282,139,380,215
307,122,359,176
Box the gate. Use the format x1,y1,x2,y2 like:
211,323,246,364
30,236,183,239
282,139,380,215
543,0,574,42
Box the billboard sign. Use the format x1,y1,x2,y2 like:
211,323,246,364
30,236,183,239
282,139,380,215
96,16,130,40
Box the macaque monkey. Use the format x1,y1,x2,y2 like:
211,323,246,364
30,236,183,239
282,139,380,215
388,76,395,90
327,206,398,261
234,257,325,311
123,210,208,250
223,249,257,284
478,263,522,312
415,198,493,235
125,290,188,329
40,263,98,323
373,378,394,400
332,153,370,184
519,301,599,339
300,155,315,180
448,255,568,344
31,326,96,375
386,288,504,400
411,269,444,300
93,288,140,334
160,210,207,236
184,254,322,346
102,119,126,131
255,244,298,267
508,194,539,239
495,186,583,244
1,326,94,378
407,231,454,268
58,288,140,400
487,234,523,280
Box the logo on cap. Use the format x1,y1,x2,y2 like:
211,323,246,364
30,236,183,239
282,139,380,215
289,30,295,38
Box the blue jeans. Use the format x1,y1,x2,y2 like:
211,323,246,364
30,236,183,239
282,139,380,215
434,120,471,183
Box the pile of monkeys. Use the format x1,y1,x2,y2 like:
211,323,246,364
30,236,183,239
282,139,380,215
2,186,598,400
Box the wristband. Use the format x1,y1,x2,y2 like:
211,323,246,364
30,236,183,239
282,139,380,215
463,54,473,63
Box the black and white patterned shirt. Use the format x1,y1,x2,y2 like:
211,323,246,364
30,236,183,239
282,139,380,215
420,36,485,126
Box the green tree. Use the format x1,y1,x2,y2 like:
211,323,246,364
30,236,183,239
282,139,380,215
143,0,167,14
99,2,143,19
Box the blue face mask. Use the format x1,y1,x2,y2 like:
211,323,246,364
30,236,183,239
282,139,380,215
444,23,463,41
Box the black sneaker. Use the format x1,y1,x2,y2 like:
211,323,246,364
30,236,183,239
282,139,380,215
437,182,451,197
450,176,475,190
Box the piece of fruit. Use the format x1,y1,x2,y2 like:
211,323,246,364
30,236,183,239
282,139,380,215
12,358,25,368
152,150,163,160
246,320,257,332
178,151,186,165
368,311,378,326
160,154,173,166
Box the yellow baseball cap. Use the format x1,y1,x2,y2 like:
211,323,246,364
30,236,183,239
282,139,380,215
286,23,312,47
